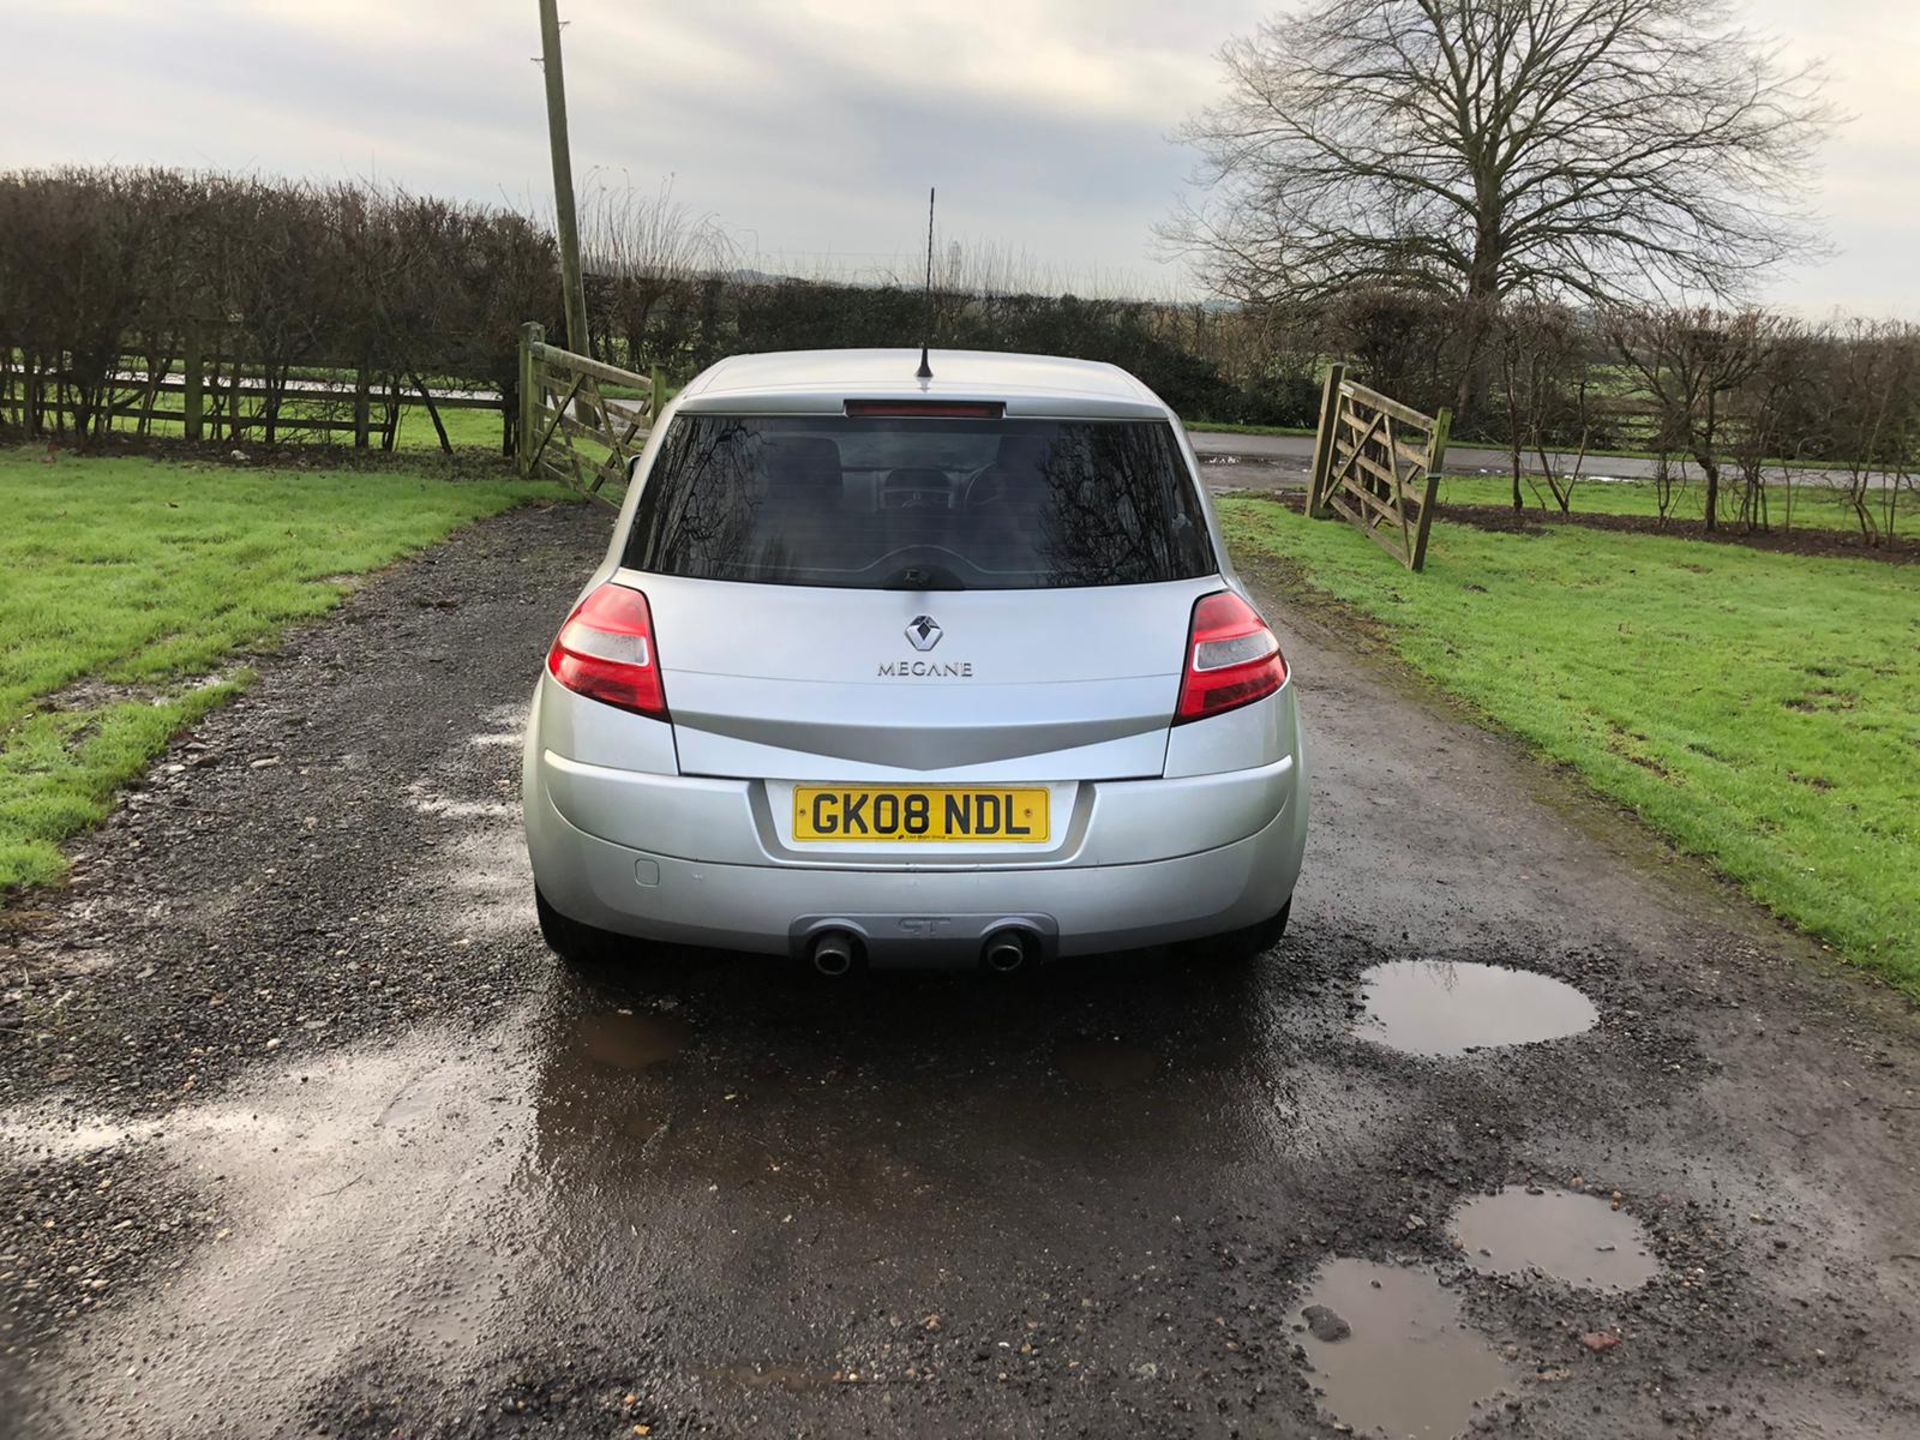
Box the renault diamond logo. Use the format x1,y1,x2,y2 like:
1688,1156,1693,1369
905,615,942,651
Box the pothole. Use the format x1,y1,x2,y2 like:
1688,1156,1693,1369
1354,960,1597,1057
576,1009,690,1070
1450,1186,1659,1293
1054,1037,1161,1089
1294,1257,1515,1438
704,1362,830,1393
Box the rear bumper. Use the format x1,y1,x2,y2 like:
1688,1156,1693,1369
524,751,1308,961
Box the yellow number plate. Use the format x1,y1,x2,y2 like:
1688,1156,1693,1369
793,786,1050,843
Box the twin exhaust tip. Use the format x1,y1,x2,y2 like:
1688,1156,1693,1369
808,929,860,978
803,924,1040,977
980,927,1036,975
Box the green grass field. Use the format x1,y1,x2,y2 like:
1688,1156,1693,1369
1433,472,1911,540
0,449,556,896
59,400,513,454
1222,496,1920,997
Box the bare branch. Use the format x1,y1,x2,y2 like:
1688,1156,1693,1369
1163,0,1837,311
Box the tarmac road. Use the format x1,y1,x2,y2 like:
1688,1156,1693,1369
2,502,1917,1438
1185,428,1664,481
1183,428,1900,500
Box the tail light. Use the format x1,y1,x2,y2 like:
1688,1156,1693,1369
1175,590,1287,725
546,583,668,720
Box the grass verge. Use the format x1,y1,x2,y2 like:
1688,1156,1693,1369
1221,495,1920,998
1434,473,1910,540
1182,420,1318,438
0,448,557,896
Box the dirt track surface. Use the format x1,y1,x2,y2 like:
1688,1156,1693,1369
3,502,1918,1438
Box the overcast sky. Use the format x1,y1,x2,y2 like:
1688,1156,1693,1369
7,0,1916,312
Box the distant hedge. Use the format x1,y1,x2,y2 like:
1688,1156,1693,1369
0,167,559,449
710,280,1319,425
0,167,1319,450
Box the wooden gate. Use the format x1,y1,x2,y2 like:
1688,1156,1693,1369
517,322,660,503
1307,365,1451,572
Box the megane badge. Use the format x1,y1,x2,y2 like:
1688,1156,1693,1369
905,615,942,651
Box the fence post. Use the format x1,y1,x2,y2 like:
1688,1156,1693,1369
1307,363,1346,517
518,322,543,474
650,364,664,424
1410,406,1452,573
182,321,204,442
353,365,371,449
227,365,245,443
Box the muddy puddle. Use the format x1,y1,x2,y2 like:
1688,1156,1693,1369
1054,1037,1161,1089
1295,1257,1515,1438
1355,960,1597,1057
1450,1186,1659,1292
576,1009,691,1070
22,1029,538,1434
704,1361,831,1393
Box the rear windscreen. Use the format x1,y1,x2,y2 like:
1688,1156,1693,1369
622,415,1215,590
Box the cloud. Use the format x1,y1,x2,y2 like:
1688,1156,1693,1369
1,0,1914,311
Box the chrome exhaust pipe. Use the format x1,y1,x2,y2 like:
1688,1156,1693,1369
981,928,1034,975
808,929,858,978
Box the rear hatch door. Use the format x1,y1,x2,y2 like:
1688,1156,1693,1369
640,574,1219,782
621,407,1220,784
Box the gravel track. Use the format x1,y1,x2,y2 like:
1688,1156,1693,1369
2,500,1916,1439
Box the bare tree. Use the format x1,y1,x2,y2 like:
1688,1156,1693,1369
1810,319,1920,546
1608,306,1775,531
1495,300,1593,513
1726,316,1816,531
1166,0,1834,412
580,177,733,373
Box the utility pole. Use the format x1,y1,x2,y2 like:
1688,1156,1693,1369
538,0,589,357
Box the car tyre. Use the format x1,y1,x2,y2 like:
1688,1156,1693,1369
535,887,623,969
1201,899,1291,966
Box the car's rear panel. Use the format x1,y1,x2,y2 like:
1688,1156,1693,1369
646,571,1218,783
525,350,1306,960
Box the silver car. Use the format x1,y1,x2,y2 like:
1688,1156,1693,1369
523,349,1307,974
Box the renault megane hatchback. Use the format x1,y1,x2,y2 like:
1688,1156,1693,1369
522,349,1307,974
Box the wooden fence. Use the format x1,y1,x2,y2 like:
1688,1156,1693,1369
518,322,660,504
1307,365,1452,572
1,328,507,448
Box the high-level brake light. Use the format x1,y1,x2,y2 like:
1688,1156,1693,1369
843,400,1006,419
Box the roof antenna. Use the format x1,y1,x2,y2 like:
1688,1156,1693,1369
915,186,936,380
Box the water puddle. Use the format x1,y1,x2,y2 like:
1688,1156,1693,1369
1355,961,1597,1057
577,1009,690,1070
1055,1037,1161,1089
28,1027,536,1433
704,1361,830,1393
433,830,538,936
403,704,532,937
0,1109,164,1161
1450,1186,1659,1292
1295,1258,1515,1438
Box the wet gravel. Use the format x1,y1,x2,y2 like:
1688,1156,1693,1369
2,500,1918,1439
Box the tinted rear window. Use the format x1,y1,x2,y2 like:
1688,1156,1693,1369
623,415,1215,590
